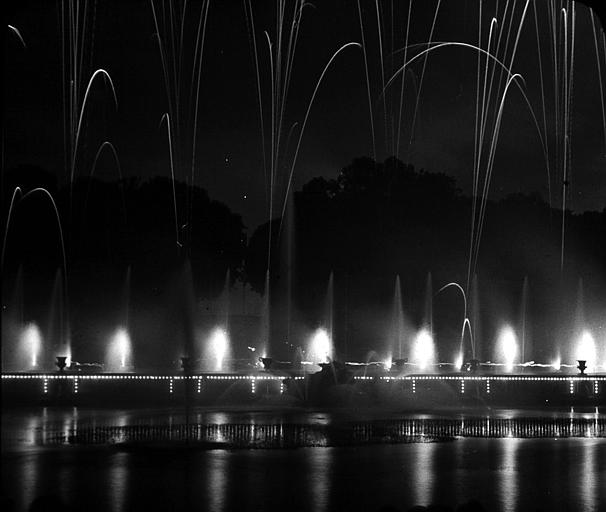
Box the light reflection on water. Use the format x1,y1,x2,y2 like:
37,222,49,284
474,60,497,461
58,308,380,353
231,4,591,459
413,441,435,507
453,435,465,506
18,436,39,509
22,416,602,447
109,452,128,512
2,408,605,511
499,438,519,512
208,451,228,512
580,438,597,511
57,451,72,510
309,447,332,512
25,414,38,446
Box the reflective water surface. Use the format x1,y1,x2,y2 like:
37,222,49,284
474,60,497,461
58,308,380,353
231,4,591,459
2,407,605,511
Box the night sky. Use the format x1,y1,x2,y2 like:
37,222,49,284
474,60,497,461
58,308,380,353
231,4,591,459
4,0,606,231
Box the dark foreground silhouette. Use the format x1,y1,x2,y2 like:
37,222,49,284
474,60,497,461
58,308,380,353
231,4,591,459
0,493,556,512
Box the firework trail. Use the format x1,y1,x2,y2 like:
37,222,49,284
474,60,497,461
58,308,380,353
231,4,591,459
245,1,358,273
356,0,377,161
7,25,26,48
150,0,211,254
590,9,606,156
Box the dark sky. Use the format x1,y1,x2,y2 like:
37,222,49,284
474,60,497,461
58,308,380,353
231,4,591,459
4,0,606,231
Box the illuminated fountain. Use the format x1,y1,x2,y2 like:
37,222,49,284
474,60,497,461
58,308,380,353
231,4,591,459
437,282,475,371
307,328,332,365
20,323,41,369
412,328,434,371
0,0,603,408
454,352,464,372
552,357,562,372
206,327,230,372
258,270,270,360
575,331,596,374
324,272,334,351
519,277,529,363
47,268,69,369
2,189,71,369
424,273,433,337
390,274,407,362
107,328,132,371
498,326,518,372
383,357,393,371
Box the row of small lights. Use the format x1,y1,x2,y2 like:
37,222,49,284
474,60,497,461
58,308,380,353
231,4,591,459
350,375,606,382
31,377,284,394
2,374,286,381
405,375,606,381
30,379,600,396
4,372,606,382
206,375,282,380
7,374,605,385
354,376,601,395
7,373,605,384
6,373,603,396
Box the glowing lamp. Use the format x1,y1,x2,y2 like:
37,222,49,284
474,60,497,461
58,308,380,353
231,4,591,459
454,353,463,372
498,326,518,372
108,328,131,371
413,328,434,370
575,331,596,372
21,323,41,368
209,328,229,371
309,328,331,363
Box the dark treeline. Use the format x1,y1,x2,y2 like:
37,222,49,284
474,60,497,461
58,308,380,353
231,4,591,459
2,158,605,362
1,165,245,364
247,157,606,360
2,164,245,295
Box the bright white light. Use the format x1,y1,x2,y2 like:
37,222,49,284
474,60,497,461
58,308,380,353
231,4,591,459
576,331,596,371
209,328,229,371
552,357,561,371
309,328,331,363
498,326,517,372
383,357,392,371
21,323,42,368
413,328,434,370
109,328,131,370
454,352,463,371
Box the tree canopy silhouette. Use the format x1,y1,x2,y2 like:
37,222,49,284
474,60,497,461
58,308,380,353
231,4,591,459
246,156,605,359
